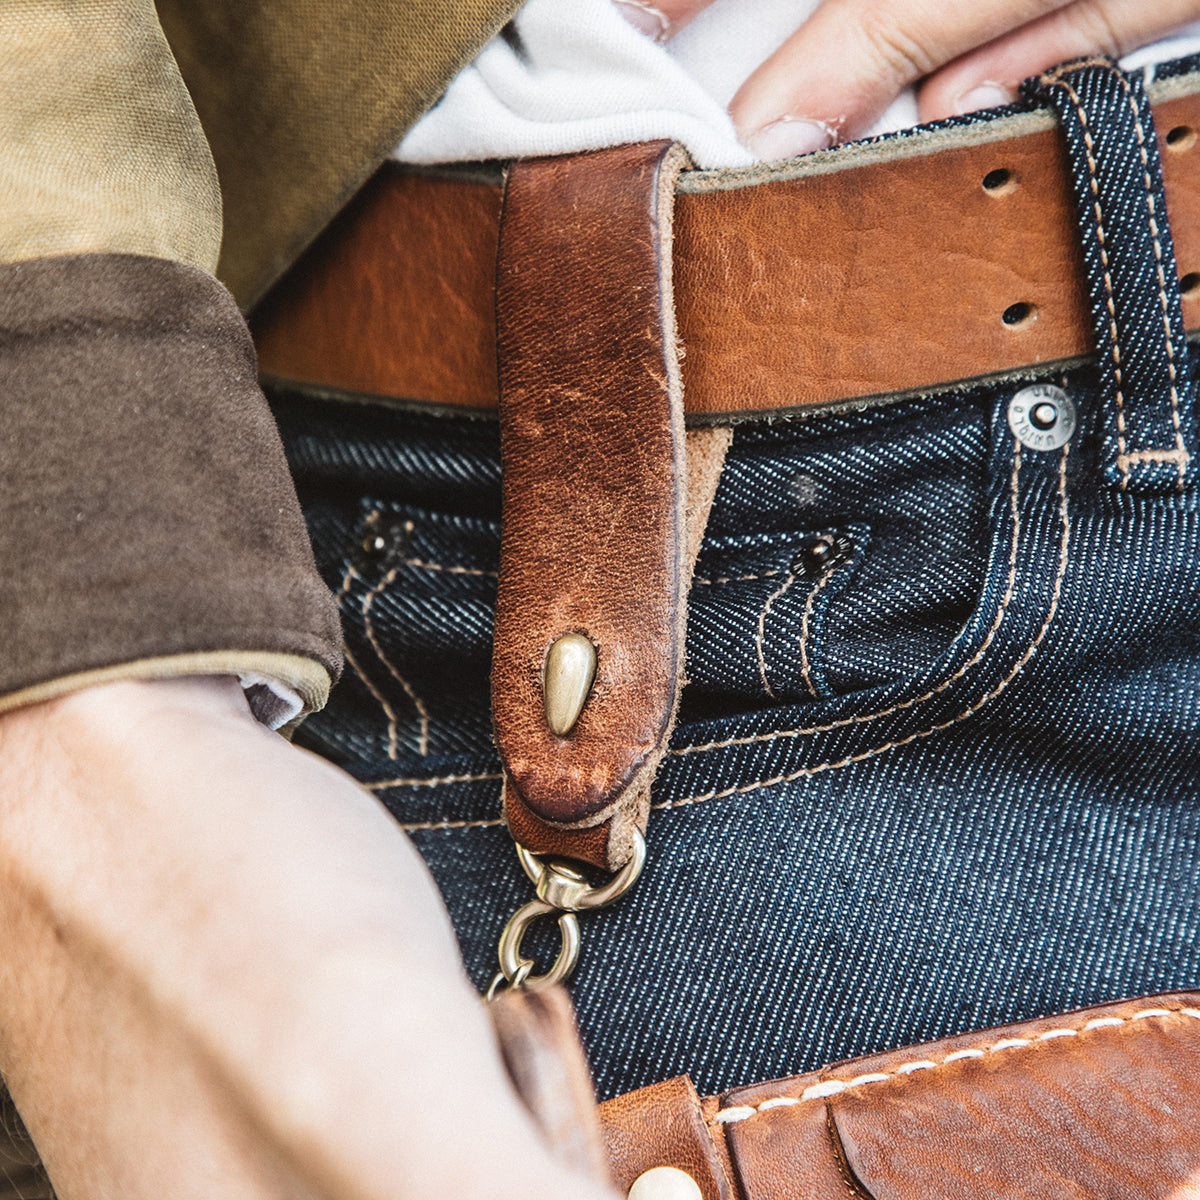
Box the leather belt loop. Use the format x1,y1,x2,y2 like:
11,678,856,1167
492,141,697,871
1026,59,1198,493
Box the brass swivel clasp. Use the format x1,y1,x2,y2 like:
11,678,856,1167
486,830,646,999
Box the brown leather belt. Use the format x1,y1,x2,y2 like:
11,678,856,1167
254,75,1200,420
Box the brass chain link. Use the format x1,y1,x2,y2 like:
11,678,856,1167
486,830,646,999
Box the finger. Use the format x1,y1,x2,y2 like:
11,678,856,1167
730,0,1074,159
612,0,717,43
918,0,1200,121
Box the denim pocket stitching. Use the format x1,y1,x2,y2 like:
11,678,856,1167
694,568,784,586
656,445,1071,808
796,563,839,699
380,444,1068,825
362,562,432,758
337,565,405,761
755,561,803,698
672,440,1030,756
337,507,433,760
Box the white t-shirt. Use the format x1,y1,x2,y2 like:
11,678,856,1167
396,0,1200,170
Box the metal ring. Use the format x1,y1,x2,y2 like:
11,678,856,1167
496,898,581,990
514,828,647,912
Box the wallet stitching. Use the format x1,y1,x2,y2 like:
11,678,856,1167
709,1005,1200,1126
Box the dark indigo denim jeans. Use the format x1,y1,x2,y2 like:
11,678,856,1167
272,58,1200,1102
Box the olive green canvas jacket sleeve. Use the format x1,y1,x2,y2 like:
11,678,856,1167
0,0,519,719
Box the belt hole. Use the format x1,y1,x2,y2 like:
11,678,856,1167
1181,272,1200,299
982,167,1017,195
1165,124,1197,152
1002,301,1037,329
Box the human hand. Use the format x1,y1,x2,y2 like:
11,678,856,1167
0,676,617,1200
617,0,1200,156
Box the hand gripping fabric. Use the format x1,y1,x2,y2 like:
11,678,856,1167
492,141,720,871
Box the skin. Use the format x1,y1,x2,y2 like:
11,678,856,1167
0,677,618,1199
5,3,1200,1193
616,0,1200,155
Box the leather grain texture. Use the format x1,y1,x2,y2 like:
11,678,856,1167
595,991,1200,1199
492,142,692,870
255,85,1200,417
600,1075,734,1200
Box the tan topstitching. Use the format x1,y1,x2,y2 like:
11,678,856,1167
336,559,404,761
1040,71,1130,489
671,442,1025,757
371,770,504,793
708,1004,1200,1125
1114,66,1190,488
693,569,783,586
362,551,432,757
657,444,1069,811
755,564,802,699
392,442,1069,830
798,562,840,700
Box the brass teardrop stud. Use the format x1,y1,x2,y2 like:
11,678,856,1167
543,633,597,736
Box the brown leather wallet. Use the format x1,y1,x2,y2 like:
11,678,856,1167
598,990,1200,1199
489,986,1200,1199
254,73,1200,422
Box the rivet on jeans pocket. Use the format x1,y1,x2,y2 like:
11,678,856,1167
1008,384,1076,451
795,531,853,577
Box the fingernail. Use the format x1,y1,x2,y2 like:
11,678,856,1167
746,117,836,162
953,82,1017,115
613,0,670,42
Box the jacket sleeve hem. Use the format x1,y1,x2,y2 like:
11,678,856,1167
0,253,344,715
0,651,332,730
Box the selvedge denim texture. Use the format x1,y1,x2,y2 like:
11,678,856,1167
274,57,1200,1102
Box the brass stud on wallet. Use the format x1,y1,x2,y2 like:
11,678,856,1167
543,633,597,736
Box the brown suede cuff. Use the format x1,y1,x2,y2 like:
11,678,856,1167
0,253,342,702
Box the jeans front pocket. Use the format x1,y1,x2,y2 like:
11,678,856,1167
666,383,1075,804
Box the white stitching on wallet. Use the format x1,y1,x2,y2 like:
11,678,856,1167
708,1005,1200,1126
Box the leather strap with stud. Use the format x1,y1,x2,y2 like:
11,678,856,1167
488,141,728,993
